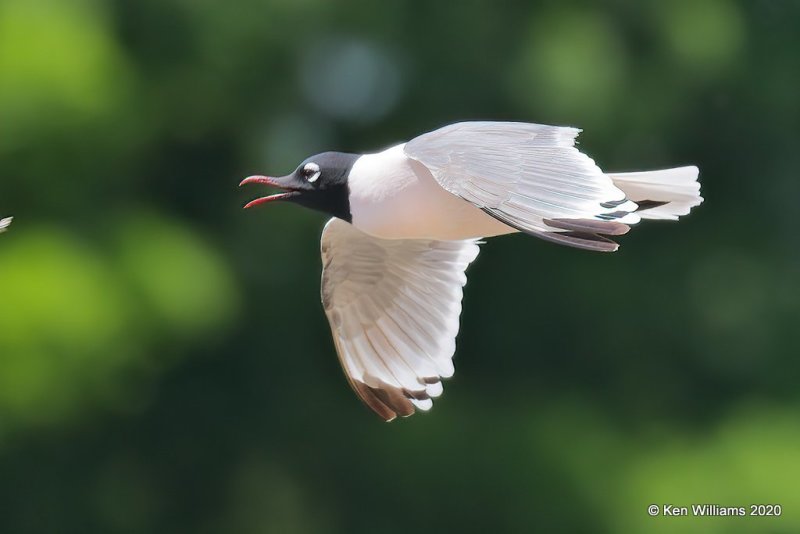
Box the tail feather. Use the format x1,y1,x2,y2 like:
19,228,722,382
609,166,703,221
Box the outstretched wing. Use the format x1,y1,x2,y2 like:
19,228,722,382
0,217,11,233
320,217,479,421
404,121,640,251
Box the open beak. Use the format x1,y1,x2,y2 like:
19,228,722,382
239,175,300,209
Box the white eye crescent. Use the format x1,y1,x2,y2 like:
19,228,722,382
303,162,321,183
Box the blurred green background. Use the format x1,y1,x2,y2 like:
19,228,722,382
1,0,798,532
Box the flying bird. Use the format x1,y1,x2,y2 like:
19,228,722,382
0,217,11,233
241,121,703,421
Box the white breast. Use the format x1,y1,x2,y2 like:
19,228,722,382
348,144,514,240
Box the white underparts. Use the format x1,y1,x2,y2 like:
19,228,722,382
347,144,514,240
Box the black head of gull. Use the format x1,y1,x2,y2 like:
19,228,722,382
240,151,358,222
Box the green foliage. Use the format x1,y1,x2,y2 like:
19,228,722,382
0,228,133,425
0,0,134,149
113,213,239,337
509,8,628,122
0,215,238,434
615,403,800,533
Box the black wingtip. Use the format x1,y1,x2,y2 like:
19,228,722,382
635,200,669,211
543,218,630,236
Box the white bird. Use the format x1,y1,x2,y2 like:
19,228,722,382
241,121,703,421
0,217,11,233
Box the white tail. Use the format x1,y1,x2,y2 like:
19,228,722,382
609,166,703,221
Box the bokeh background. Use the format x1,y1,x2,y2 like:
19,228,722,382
1,0,798,532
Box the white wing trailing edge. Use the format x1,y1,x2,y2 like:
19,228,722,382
0,217,12,233
320,217,479,421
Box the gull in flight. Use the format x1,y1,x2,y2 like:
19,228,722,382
241,121,703,421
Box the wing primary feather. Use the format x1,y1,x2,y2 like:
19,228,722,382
385,305,456,378
634,200,669,211
543,218,630,236
351,380,397,421
370,382,416,418
483,208,621,252
536,231,620,252
373,315,439,384
330,333,397,421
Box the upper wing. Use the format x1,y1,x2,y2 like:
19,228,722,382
0,217,11,233
320,218,479,421
404,121,640,251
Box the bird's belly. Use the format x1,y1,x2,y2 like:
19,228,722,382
348,146,515,240
357,189,515,240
